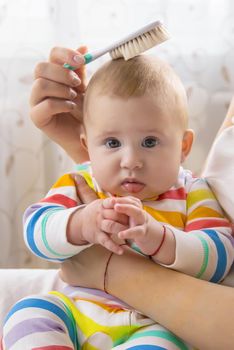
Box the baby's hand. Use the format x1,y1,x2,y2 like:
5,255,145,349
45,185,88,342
80,198,128,254
114,196,165,256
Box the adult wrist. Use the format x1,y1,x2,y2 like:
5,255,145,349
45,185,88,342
103,244,127,293
104,246,146,295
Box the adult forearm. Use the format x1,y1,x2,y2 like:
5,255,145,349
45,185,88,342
107,249,234,350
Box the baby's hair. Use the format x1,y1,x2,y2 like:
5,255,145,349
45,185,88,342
84,55,188,129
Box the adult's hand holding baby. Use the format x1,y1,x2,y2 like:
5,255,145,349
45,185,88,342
30,46,88,163
60,245,113,290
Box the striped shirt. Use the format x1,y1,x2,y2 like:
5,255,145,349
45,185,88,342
24,165,234,283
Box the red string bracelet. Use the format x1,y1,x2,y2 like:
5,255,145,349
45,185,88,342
103,252,113,293
104,244,126,294
149,225,166,257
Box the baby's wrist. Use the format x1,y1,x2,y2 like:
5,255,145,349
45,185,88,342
149,225,166,258
150,224,176,265
67,206,88,245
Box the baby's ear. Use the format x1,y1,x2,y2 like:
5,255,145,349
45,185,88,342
181,129,194,162
80,129,88,151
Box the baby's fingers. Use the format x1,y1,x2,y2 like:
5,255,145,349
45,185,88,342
97,231,124,255
118,226,145,240
100,219,128,235
114,196,142,208
102,197,116,209
115,203,145,225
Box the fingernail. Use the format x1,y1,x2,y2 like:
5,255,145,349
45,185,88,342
67,101,76,109
70,89,77,99
74,174,82,184
72,174,80,184
73,54,85,65
71,74,81,86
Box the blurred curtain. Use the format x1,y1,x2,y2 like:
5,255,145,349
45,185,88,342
0,0,77,268
0,0,234,267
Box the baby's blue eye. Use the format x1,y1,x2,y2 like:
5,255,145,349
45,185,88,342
105,138,121,148
142,137,159,148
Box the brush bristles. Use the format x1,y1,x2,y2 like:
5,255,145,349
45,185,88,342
110,24,170,61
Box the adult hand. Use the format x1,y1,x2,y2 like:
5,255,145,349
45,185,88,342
60,244,112,290
30,46,89,163
60,243,142,291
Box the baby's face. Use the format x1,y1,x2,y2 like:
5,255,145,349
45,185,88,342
82,94,188,200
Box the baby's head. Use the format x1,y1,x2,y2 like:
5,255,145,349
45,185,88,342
81,55,194,200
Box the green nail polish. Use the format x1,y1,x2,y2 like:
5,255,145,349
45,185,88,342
63,63,76,70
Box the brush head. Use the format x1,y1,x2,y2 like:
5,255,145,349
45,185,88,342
110,22,170,61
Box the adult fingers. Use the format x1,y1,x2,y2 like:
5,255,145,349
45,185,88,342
73,174,98,204
73,46,88,92
30,78,78,106
31,98,77,128
49,46,87,92
34,62,81,87
49,46,85,67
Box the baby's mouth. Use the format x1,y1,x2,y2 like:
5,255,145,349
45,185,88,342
121,179,145,193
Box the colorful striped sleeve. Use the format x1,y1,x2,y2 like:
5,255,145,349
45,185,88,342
23,173,92,263
164,177,234,282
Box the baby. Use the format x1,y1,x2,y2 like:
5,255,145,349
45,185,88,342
3,55,233,350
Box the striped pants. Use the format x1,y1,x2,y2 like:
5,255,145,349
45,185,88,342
2,292,195,350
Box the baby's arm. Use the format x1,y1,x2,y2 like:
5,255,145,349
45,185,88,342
115,196,176,264
166,178,234,282
23,173,89,262
115,180,234,282
24,174,128,262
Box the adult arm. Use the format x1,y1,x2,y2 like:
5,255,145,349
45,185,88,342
202,96,234,222
216,95,234,135
60,244,234,350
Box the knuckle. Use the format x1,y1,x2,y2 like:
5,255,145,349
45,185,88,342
106,220,116,232
44,98,55,112
29,108,40,125
99,235,109,246
35,77,48,91
135,198,142,207
34,62,47,78
50,46,60,59
67,70,78,82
